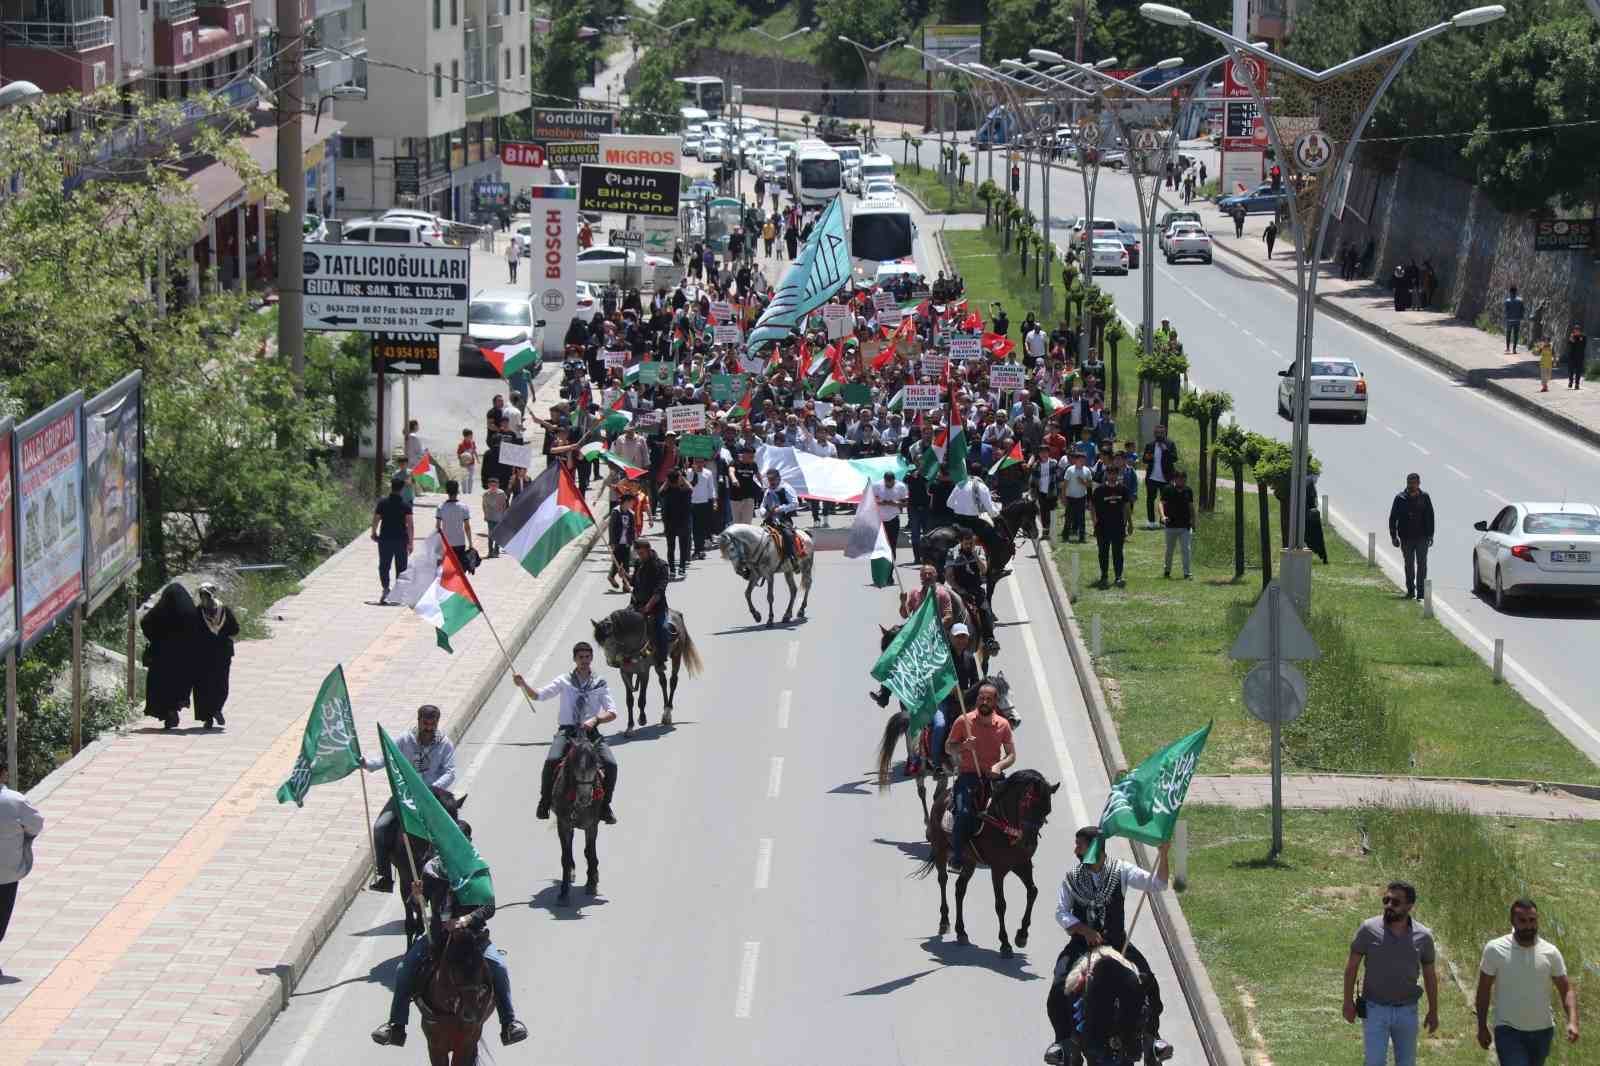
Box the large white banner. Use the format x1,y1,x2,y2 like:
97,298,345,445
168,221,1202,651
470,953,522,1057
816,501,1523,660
529,184,578,356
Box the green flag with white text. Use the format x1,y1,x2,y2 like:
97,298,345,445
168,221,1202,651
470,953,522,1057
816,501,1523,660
377,723,495,906
869,594,958,740
1084,721,1212,863
276,665,363,807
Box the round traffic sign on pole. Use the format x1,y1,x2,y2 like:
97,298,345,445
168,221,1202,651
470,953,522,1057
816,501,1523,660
1242,662,1308,724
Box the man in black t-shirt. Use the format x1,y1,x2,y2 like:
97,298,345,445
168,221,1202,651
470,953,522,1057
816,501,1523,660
370,475,415,604
729,446,761,527
1158,469,1195,579
1089,460,1129,589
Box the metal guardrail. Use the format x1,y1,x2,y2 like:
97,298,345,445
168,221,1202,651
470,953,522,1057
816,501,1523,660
2,15,113,49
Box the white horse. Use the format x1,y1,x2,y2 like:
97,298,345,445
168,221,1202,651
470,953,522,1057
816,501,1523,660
716,523,815,625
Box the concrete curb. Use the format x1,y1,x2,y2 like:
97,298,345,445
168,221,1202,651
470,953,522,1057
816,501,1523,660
1034,539,1248,1066
1204,232,1600,453
216,526,604,1066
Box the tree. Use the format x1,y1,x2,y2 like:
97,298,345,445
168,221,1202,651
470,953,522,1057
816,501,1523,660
1214,423,1249,579
1179,389,1233,511
985,0,1082,69
1137,345,1189,424
813,0,908,83
1243,433,1282,586
623,48,681,135
1103,317,1127,412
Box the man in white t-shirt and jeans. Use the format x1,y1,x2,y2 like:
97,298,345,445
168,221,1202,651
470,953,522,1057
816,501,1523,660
873,472,909,563
1476,898,1579,1066
436,480,475,570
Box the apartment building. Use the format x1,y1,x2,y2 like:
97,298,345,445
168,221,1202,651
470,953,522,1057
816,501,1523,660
333,0,530,221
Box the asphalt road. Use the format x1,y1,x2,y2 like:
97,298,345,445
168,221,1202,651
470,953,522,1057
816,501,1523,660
248,537,1205,1065
908,136,1600,765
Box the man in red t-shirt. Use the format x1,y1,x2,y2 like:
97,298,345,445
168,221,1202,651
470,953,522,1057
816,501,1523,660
944,681,1017,874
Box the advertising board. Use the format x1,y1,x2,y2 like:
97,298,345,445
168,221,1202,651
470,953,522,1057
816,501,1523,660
578,165,681,218
15,392,84,650
82,372,142,611
532,109,615,141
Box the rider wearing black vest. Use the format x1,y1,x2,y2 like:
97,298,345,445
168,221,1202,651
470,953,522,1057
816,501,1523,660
1044,826,1172,1066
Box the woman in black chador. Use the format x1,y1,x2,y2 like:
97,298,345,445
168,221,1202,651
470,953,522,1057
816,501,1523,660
193,583,239,729
141,582,201,730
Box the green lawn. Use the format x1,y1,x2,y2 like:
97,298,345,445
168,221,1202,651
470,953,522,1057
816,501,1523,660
1053,484,1599,783
1181,804,1600,1066
897,166,980,214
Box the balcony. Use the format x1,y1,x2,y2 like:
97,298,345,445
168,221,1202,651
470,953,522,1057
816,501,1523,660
155,0,196,22
2,14,113,50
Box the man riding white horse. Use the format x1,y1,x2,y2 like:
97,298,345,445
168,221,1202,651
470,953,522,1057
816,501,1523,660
514,641,619,825
759,468,801,562
948,470,1009,577
1045,826,1173,1065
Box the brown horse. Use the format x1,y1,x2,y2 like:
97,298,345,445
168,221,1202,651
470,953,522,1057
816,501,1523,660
391,788,467,947
592,608,703,732
916,768,1058,958
417,928,494,1066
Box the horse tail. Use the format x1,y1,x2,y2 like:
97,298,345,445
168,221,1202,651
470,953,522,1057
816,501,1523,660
677,621,704,678
876,710,910,791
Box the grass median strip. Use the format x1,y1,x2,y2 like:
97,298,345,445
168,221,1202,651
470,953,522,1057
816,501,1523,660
1180,803,1600,1066
898,168,978,214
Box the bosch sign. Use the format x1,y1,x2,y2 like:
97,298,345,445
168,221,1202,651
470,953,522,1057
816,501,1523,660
597,134,683,171
500,141,547,168
531,108,616,141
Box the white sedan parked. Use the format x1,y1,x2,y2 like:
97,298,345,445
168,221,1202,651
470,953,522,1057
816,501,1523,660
574,246,672,285
1090,238,1129,275
1277,356,1368,423
1472,502,1600,609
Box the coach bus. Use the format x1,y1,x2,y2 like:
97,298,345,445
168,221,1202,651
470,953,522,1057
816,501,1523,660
788,143,843,206
848,198,916,283
674,75,725,116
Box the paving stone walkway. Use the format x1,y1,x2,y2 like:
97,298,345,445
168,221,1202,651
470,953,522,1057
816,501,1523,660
1191,774,1600,822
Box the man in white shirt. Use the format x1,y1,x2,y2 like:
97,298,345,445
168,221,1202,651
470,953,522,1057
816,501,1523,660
0,761,44,975
1025,323,1047,364
435,480,474,566
949,473,1005,566
805,427,838,526
872,472,910,562
514,642,620,824
404,419,423,469
689,457,718,558
1476,899,1579,1065
1060,449,1095,543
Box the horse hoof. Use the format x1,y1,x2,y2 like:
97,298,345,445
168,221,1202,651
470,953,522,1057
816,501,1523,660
558,888,570,904
781,613,793,624
639,712,648,726
956,931,970,945
585,881,598,896
939,919,950,935
999,943,1014,959
1016,929,1029,948
661,711,673,726
749,611,761,623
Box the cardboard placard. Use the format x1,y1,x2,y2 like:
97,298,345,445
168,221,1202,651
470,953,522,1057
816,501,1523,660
710,373,747,403
497,441,534,469
990,364,1026,391
873,291,899,316
921,353,948,376
950,335,982,361
653,264,686,289
638,362,672,385
602,349,627,367
712,324,743,346
635,409,662,426
821,303,851,340
666,404,706,433
911,288,932,302
739,353,769,374
677,434,718,459
710,301,733,322
904,384,941,411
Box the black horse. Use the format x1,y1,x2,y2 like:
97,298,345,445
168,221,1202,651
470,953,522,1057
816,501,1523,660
416,925,495,1066
392,787,467,946
552,728,605,904
1055,946,1169,1066
919,497,1039,605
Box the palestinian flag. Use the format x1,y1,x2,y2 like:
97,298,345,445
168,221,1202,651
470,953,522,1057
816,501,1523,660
844,480,896,588
491,463,596,580
989,440,1024,476
599,395,633,437
815,368,846,400
1040,394,1066,417
885,387,905,414
483,341,539,379
413,542,482,653
580,441,647,479
729,379,756,421
410,452,440,493
982,333,1016,360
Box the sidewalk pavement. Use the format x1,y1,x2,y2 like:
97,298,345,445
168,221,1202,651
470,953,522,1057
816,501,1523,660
0,365,601,1066
1191,774,1600,821
1201,207,1600,449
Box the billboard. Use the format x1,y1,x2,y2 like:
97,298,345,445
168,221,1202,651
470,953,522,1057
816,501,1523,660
546,141,599,168
1221,149,1264,197
922,25,982,72
597,135,684,171
15,391,84,650
532,109,616,141
530,184,578,363
0,419,16,657
578,165,682,218
83,372,142,612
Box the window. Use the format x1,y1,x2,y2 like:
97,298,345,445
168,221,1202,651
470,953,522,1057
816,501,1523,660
451,60,459,94
433,63,442,98
519,46,525,76
1524,513,1600,535
340,137,374,160
503,0,509,14
504,50,511,80
449,0,457,25
432,0,439,28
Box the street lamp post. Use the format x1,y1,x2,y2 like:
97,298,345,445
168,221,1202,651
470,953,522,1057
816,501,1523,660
837,34,906,150
1140,3,1506,606
900,43,978,203
750,25,812,138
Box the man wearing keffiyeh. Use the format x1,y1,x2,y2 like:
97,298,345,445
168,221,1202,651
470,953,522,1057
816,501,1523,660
515,643,620,825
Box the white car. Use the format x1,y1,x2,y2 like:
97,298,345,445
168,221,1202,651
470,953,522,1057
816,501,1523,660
1276,356,1368,423
700,141,724,163
459,287,538,377
1072,216,1120,249
683,134,702,158
1162,223,1213,264
574,245,672,285
1472,502,1600,609
1090,238,1129,275
340,217,446,246
759,155,787,183
573,279,598,318
862,179,898,202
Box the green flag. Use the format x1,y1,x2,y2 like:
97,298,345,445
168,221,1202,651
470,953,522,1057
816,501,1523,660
276,665,363,807
377,723,495,906
1084,721,1212,864
869,594,959,739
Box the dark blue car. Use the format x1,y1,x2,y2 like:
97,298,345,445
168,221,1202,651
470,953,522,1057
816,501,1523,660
1217,182,1285,215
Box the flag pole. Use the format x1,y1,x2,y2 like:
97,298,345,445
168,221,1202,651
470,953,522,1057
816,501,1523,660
358,769,379,874
1124,841,1169,940
447,542,540,717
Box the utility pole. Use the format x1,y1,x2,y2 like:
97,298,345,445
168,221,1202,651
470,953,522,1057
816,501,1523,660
275,0,306,394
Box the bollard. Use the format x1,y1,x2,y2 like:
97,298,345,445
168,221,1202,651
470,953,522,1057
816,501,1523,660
1091,613,1102,656
1422,579,1434,619
1172,819,1189,892
1070,553,1081,599
1493,638,1505,682
1368,531,1377,566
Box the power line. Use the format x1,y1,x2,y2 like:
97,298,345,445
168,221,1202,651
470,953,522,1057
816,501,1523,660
1362,115,1600,143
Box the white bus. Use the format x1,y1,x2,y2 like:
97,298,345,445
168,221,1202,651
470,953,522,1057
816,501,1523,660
848,198,916,284
674,75,725,115
789,145,843,206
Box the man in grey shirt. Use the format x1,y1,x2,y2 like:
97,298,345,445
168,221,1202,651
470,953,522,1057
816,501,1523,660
436,480,474,566
1343,881,1439,1066
361,704,458,893
1,761,45,978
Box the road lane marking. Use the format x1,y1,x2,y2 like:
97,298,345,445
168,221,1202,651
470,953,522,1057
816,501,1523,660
1007,578,1089,827
785,641,799,669
1411,442,1431,456
735,941,761,1018
1386,426,1404,439
1485,489,1511,504
777,689,792,729
1445,464,1469,479
767,756,784,798
755,839,773,890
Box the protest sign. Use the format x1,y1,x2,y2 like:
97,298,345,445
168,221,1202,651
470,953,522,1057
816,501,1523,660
990,364,1026,391
666,404,706,433
602,349,626,367
904,385,941,411
712,324,742,346
498,442,534,469
677,434,718,459
950,335,982,361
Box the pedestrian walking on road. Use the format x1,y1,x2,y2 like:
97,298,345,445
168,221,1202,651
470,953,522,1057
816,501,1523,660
506,234,522,283
689,458,718,559
0,761,43,978
784,224,799,260
1158,470,1195,578
1090,457,1130,588
873,471,908,562
1343,881,1439,1066
1232,204,1246,238
1263,219,1278,260
1504,286,1526,353
404,419,423,470
193,583,239,729
1388,473,1435,601
1566,323,1587,389
1476,898,1580,1066
659,468,694,577
372,474,415,604
1534,336,1555,392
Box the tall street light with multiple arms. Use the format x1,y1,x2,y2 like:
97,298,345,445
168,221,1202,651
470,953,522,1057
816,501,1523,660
837,34,906,150
1139,2,1505,608
749,25,813,137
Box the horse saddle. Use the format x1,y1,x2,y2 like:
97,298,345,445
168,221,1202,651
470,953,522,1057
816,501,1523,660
763,526,807,559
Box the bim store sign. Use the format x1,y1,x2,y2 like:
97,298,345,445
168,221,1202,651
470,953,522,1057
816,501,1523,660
597,134,684,171
578,165,681,218
532,108,616,142
530,184,578,356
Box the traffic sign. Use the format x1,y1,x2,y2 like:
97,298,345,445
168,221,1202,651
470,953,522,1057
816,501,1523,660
370,332,441,375
1229,581,1322,661
612,230,645,247
1133,128,1163,152
302,243,471,335
1243,662,1308,724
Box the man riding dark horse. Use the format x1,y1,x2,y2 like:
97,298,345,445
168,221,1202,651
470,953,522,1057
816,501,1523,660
371,824,527,1049
948,473,1009,576
945,681,1016,877
1045,826,1172,1065
945,528,995,646
362,704,457,894
629,539,673,666
759,468,801,562
515,641,619,825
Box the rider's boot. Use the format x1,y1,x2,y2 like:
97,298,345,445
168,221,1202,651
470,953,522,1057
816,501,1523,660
371,1023,406,1047
600,765,618,824
501,1020,529,1045
1042,1042,1065,1065
869,685,891,708
536,759,557,820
